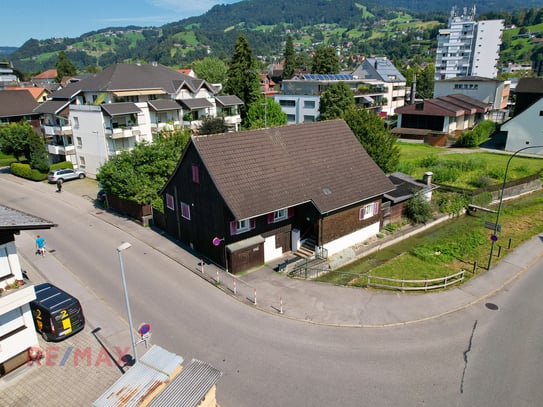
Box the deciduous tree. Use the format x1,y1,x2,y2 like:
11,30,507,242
192,57,228,84
0,122,33,161
318,82,354,121
311,47,339,74
245,97,287,129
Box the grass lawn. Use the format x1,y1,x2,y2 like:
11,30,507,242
326,188,543,289
316,144,543,289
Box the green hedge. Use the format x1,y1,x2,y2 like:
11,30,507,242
10,160,73,182
49,161,74,171
11,163,48,181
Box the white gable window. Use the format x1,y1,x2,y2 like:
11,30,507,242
359,202,379,220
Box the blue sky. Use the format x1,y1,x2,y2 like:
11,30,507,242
2,0,242,47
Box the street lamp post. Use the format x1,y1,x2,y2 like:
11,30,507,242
487,144,543,270
117,242,138,362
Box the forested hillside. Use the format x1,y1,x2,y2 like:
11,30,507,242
6,0,543,75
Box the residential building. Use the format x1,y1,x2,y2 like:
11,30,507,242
275,73,391,124
0,90,41,133
0,206,55,377
160,120,395,274
501,62,533,75
501,78,543,153
34,63,243,177
393,94,491,145
435,6,504,80
0,61,19,87
5,86,50,103
30,69,58,87
352,56,407,116
433,76,510,122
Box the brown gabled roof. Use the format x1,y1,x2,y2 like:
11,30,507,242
6,86,49,101
191,120,395,219
515,78,543,94
32,69,57,80
442,94,490,113
395,93,489,116
0,90,39,118
395,100,463,116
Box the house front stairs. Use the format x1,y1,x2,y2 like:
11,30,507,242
295,236,317,259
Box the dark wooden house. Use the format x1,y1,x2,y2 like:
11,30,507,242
160,119,395,273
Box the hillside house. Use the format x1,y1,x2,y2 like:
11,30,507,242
160,120,395,274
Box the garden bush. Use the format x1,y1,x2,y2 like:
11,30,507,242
11,162,48,181
49,161,74,171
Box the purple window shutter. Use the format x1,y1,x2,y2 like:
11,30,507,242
230,221,237,236
267,213,274,224
373,201,379,214
250,219,256,229
192,165,199,183
287,208,294,218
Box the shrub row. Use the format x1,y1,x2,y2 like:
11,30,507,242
10,160,73,182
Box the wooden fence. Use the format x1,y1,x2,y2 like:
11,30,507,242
366,269,465,291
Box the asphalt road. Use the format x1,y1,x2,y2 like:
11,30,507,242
2,173,542,407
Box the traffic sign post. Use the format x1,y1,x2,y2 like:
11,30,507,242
137,323,152,349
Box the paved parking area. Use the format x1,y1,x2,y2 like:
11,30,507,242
0,255,123,407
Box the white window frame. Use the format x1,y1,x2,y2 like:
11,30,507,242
180,202,191,220
236,219,250,233
273,209,288,222
166,193,174,211
359,202,379,220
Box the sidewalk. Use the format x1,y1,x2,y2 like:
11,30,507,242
89,193,543,328
3,176,542,406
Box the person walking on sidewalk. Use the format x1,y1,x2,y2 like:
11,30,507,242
56,179,62,192
35,235,46,256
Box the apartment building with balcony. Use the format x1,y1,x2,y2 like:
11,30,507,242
275,70,397,124
35,63,243,177
0,206,55,377
435,6,504,80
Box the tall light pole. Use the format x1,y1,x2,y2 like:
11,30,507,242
117,242,138,362
487,144,543,270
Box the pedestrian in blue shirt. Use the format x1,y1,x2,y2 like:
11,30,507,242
35,235,46,256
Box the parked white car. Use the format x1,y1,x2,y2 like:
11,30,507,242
47,168,86,183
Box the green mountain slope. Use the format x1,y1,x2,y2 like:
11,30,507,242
8,0,543,74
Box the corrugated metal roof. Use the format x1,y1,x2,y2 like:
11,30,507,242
148,359,223,407
93,345,183,407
